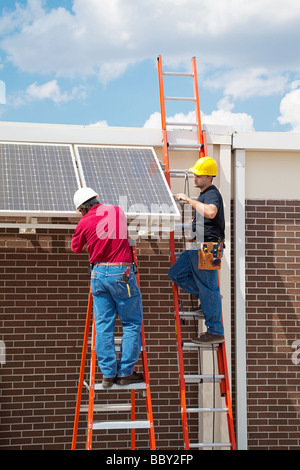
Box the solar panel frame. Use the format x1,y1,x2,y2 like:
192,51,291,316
74,145,180,218
0,142,81,217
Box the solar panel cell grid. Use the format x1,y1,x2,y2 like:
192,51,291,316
0,143,80,214
75,146,179,217
0,143,179,219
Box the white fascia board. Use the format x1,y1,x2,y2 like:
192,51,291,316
0,121,234,148
166,125,232,147
0,121,163,147
203,124,233,146
233,131,300,151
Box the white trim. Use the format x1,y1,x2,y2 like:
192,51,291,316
0,121,163,146
233,131,300,151
234,149,248,450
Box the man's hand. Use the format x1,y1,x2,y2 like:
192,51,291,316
176,193,190,203
176,193,218,219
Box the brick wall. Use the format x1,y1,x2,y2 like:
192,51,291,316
0,222,200,450
3,200,299,450
245,200,300,450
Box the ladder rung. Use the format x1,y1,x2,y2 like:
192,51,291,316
93,420,151,430
189,442,232,448
166,121,198,127
168,148,202,152
168,143,202,148
170,173,194,178
182,342,218,351
169,169,193,174
179,310,204,320
165,96,196,101
184,374,224,384
94,381,147,391
163,72,194,77
187,407,229,413
80,403,131,413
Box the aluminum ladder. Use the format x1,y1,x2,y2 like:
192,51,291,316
157,55,236,450
71,240,156,450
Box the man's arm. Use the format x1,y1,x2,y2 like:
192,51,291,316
71,222,86,253
176,193,218,219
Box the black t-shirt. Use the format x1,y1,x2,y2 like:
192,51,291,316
192,185,225,242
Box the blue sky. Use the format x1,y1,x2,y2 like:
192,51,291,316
0,0,300,132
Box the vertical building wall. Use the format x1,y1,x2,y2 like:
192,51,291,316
242,147,300,450
245,199,300,449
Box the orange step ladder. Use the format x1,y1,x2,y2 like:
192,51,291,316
71,240,156,450
157,55,236,450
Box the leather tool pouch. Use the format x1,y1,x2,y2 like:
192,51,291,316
198,241,224,271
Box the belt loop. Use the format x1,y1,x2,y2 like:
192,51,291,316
120,262,123,268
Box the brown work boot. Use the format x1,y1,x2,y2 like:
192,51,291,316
116,371,144,386
102,377,115,389
191,332,225,345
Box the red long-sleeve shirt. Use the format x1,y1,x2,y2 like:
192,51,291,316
71,204,132,264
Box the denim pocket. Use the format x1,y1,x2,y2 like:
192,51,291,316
90,271,105,295
91,277,99,295
116,275,140,299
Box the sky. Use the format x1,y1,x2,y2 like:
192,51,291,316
0,0,300,133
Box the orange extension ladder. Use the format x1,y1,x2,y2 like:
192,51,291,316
71,240,156,450
157,55,236,450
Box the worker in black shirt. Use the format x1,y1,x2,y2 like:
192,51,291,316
168,157,225,344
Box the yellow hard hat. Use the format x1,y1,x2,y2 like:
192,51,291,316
189,157,218,176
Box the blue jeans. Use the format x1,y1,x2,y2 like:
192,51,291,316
168,250,224,336
90,264,143,378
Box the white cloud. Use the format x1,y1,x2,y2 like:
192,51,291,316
277,88,300,131
0,80,6,105
1,0,300,87
202,98,254,131
26,80,71,103
143,112,161,129
9,79,86,106
144,97,254,132
206,69,289,100
89,120,109,127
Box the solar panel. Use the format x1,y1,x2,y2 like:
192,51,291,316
75,145,180,218
0,142,80,216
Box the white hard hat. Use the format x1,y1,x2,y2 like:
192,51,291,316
73,187,99,212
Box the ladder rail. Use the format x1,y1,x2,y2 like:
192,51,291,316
86,311,96,450
131,244,156,450
71,288,93,450
217,341,237,449
217,270,236,450
191,57,205,159
170,233,190,449
157,56,171,182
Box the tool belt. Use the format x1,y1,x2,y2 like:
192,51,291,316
88,261,138,277
198,239,225,271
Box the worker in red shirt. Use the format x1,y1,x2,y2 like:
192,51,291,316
71,187,143,389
